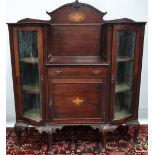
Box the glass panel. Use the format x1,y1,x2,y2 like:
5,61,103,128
116,62,133,93
114,30,136,120
115,91,132,119
117,31,136,61
18,30,41,122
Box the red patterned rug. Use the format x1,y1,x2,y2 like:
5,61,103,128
6,125,147,155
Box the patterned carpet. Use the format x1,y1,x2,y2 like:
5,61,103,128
6,125,147,155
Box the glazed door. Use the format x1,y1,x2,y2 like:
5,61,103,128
12,26,44,123
110,25,144,122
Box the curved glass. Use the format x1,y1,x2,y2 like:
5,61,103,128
114,31,136,120
18,30,41,122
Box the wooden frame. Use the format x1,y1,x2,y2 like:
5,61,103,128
110,25,146,124
9,26,45,124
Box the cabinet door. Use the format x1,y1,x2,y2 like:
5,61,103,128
12,26,44,123
110,25,145,122
49,79,106,123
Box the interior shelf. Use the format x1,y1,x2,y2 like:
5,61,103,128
47,56,109,65
114,110,130,120
22,83,40,94
20,57,38,64
117,56,134,62
23,108,42,122
115,83,131,93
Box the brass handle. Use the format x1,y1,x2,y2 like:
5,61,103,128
55,70,63,75
92,70,100,76
48,54,52,59
111,74,115,84
41,77,44,84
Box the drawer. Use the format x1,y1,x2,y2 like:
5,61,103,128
49,83,105,120
48,67,107,78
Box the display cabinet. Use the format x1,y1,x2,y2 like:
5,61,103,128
9,26,45,124
110,25,145,123
8,0,146,153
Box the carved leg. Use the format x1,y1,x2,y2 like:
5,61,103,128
126,120,140,143
101,124,119,153
14,122,28,146
14,125,22,146
46,125,54,155
101,130,106,153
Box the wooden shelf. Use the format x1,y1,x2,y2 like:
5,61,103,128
117,56,134,62
115,83,131,93
114,110,131,120
22,83,40,94
51,23,104,26
47,56,109,66
20,57,38,64
23,108,42,122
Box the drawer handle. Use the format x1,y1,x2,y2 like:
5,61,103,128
48,54,52,59
92,70,100,76
111,74,115,84
55,70,63,75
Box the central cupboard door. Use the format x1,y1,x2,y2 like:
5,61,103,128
48,71,107,123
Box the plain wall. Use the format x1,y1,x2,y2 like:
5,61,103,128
6,0,148,126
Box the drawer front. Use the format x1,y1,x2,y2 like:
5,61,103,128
48,67,106,79
49,83,105,120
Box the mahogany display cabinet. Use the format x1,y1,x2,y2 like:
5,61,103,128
8,0,146,153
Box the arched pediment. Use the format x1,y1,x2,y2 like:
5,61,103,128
46,0,107,23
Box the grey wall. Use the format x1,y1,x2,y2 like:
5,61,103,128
6,0,148,126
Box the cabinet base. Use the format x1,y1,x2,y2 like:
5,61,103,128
14,120,140,153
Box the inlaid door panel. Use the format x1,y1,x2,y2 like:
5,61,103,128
49,82,106,122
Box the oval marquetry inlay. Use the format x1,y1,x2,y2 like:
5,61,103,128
68,12,85,22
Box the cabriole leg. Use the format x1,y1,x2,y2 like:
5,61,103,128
46,125,54,155
101,124,119,153
126,120,140,143
14,122,28,146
